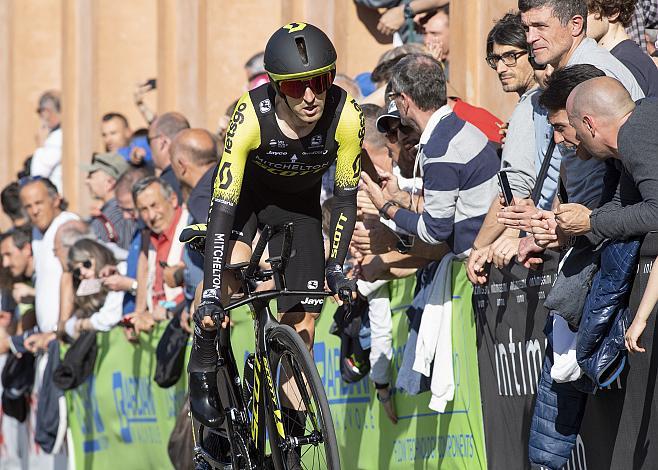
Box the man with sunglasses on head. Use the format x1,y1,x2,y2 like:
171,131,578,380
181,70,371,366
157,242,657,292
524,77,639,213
187,22,363,441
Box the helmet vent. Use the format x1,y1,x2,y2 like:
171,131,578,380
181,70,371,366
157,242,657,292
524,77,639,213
295,37,309,66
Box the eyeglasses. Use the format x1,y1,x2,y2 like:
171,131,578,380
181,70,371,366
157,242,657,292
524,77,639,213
485,50,528,69
147,134,164,146
278,69,336,99
72,259,93,278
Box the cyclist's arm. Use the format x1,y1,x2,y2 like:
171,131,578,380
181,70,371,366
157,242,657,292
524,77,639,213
201,93,260,304
327,95,364,269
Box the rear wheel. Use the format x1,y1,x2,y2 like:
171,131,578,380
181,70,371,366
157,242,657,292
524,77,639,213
265,324,340,470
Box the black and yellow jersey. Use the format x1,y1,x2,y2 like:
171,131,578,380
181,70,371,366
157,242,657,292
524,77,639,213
201,83,364,301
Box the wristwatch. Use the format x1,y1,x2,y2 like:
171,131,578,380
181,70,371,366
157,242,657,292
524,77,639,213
130,280,138,296
379,201,397,220
403,1,415,19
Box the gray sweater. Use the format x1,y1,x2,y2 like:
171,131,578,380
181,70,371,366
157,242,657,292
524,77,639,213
590,99,658,239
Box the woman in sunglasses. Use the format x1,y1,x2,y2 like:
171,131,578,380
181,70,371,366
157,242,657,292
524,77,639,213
188,22,363,437
64,239,124,339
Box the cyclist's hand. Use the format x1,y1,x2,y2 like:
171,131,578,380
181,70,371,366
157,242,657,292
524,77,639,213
326,264,357,305
194,299,229,329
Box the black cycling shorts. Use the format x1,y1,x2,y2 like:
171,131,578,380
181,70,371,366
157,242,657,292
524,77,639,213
230,189,325,314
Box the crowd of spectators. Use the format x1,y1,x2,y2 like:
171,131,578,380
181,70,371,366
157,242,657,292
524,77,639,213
3,0,658,468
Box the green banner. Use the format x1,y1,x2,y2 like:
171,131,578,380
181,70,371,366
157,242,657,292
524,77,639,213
230,262,486,469
67,262,485,469
66,322,187,470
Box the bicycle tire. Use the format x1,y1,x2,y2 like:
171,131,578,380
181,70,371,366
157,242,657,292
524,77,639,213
265,324,340,470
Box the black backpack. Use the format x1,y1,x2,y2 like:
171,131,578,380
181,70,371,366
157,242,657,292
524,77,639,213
331,295,371,384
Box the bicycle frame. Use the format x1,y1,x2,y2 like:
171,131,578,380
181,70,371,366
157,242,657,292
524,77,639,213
193,223,331,470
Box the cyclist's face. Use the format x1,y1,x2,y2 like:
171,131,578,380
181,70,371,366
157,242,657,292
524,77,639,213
287,87,326,124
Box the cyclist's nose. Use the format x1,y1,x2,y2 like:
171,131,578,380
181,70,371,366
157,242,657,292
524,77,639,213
303,86,316,103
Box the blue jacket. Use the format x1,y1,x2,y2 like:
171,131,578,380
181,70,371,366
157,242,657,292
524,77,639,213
576,238,641,387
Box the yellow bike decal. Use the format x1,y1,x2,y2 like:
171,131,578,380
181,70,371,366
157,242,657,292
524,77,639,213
283,22,307,33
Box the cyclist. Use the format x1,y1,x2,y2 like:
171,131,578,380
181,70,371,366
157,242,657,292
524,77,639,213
187,21,363,442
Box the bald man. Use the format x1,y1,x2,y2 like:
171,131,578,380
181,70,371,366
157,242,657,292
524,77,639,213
148,111,190,202
556,76,658,240
171,128,219,224
171,128,219,307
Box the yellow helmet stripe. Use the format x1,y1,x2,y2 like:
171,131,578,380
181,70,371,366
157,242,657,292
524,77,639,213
268,63,336,82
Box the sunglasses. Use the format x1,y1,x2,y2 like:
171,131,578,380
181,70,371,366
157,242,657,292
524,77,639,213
72,259,93,278
18,175,44,187
278,69,336,99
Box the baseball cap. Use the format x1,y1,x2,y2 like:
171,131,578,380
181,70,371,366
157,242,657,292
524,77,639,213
376,100,401,133
82,152,130,180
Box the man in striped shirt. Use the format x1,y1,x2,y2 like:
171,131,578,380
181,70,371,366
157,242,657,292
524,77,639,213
364,54,500,258
83,152,135,251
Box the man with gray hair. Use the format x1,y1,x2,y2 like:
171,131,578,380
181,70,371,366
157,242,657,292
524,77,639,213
147,112,190,202
362,54,499,256
31,90,63,193
128,177,188,333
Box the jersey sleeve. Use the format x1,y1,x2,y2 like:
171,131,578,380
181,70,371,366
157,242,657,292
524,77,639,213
327,94,364,268
202,92,260,301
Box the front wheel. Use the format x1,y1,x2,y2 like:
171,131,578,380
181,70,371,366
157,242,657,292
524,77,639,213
265,324,340,470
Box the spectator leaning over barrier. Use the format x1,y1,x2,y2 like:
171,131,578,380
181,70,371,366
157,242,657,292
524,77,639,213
83,152,135,250
500,0,646,259
101,112,132,152
64,239,125,339
1,182,29,228
148,112,190,203
31,90,63,193
19,177,79,335
362,54,499,258
587,0,658,97
128,177,189,335
548,77,658,242
170,128,219,327
103,167,152,315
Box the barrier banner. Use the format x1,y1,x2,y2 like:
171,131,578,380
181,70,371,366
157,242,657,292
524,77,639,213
473,257,557,470
66,322,187,470
230,264,487,469
67,263,486,469
578,234,658,468
474,235,658,470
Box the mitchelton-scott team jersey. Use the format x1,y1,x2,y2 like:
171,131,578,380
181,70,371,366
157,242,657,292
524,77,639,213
201,83,364,301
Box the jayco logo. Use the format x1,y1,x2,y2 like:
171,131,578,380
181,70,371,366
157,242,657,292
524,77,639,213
301,297,323,306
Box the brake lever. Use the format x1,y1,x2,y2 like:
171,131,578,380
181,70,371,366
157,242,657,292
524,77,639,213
338,287,353,320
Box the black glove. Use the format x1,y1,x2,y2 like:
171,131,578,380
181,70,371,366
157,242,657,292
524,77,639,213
325,264,356,302
194,300,226,327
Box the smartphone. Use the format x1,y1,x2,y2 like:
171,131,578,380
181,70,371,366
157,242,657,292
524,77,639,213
497,171,515,207
145,78,157,90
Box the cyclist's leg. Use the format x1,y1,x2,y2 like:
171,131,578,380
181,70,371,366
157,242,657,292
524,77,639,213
188,193,257,428
271,217,325,410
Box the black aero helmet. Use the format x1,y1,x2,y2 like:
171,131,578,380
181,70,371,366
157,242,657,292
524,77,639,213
264,22,337,82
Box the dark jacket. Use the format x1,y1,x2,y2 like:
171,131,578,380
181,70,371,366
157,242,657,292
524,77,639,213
576,238,641,387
